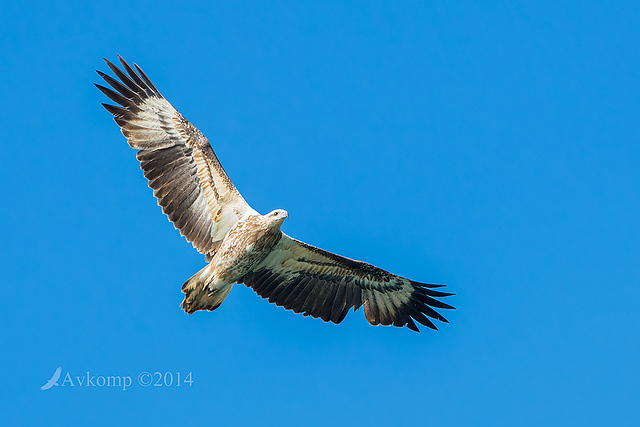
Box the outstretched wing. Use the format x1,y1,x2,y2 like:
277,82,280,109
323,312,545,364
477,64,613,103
51,366,62,382
96,56,257,260
239,234,454,332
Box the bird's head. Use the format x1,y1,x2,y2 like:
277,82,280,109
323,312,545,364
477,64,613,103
267,209,288,227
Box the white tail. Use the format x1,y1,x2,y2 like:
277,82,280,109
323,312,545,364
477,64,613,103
181,265,234,314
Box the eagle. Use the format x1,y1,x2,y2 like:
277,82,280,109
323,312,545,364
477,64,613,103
96,56,454,332
40,367,62,391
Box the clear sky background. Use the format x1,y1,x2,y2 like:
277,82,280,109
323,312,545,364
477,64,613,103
1,1,639,425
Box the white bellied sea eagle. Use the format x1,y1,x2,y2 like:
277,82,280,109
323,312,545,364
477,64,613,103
96,56,454,332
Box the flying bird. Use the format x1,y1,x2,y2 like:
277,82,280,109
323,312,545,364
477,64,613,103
96,56,454,332
41,367,62,390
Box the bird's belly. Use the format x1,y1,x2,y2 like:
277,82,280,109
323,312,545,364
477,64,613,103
209,229,281,284
212,245,264,282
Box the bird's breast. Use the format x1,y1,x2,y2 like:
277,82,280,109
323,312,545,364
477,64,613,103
209,217,282,283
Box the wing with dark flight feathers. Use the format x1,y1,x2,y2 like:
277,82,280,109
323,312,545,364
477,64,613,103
239,234,454,332
96,56,257,260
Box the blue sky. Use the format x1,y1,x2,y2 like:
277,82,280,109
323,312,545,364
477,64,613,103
1,1,639,425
